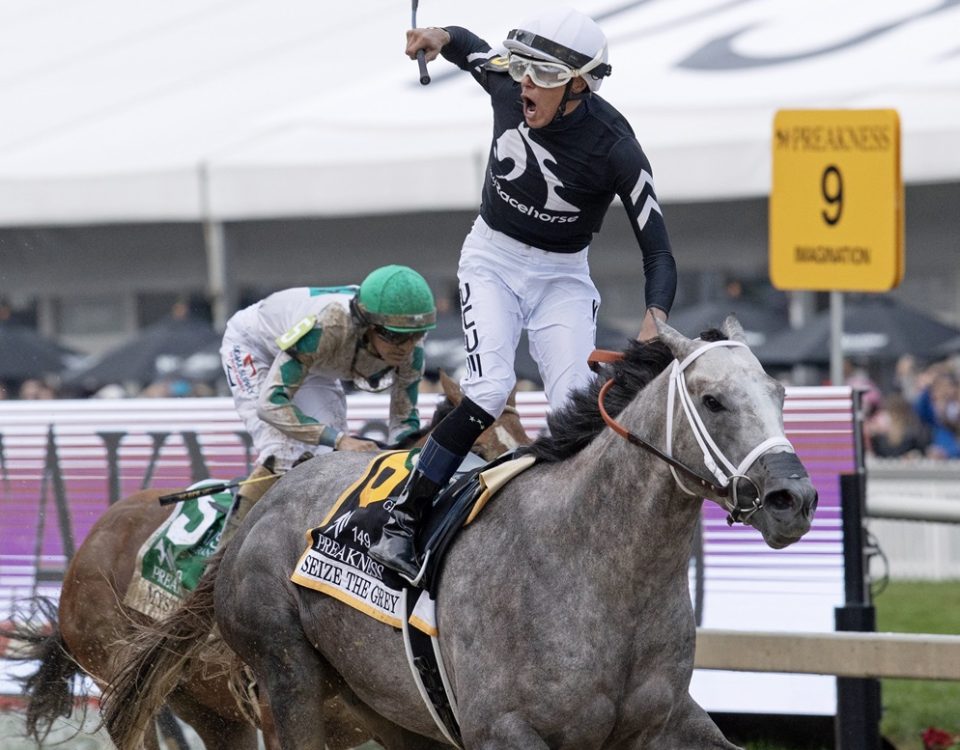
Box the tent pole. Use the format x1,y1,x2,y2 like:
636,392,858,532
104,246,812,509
830,291,844,385
199,162,231,331
788,291,819,385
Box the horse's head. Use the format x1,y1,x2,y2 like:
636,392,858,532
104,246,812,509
438,371,532,460
655,316,818,549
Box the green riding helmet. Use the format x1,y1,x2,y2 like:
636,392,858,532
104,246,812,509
355,265,437,332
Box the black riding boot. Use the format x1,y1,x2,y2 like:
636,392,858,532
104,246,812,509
367,467,441,581
369,399,496,583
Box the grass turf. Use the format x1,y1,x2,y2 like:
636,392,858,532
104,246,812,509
736,580,960,750
875,580,960,749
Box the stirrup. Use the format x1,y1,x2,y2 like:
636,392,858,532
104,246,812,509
400,550,431,588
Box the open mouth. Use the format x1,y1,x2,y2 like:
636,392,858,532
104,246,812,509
522,95,537,119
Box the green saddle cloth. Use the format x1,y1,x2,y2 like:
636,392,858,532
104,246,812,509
123,479,233,620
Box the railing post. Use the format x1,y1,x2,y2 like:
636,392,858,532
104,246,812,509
835,471,882,750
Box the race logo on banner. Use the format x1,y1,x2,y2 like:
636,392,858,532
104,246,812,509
291,450,415,629
124,481,232,620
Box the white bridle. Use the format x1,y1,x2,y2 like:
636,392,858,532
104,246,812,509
664,340,795,520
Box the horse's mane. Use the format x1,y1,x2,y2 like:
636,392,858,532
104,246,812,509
521,329,728,463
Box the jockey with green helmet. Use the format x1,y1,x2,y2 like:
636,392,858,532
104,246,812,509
219,264,436,541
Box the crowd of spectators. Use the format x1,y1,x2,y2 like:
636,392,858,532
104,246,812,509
0,374,221,401
5,341,960,464
859,354,960,460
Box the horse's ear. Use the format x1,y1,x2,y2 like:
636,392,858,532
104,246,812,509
655,318,698,360
439,370,463,405
723,315,748,344
507,383,518,407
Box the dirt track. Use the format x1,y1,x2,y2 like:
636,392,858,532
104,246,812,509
0,710,384,749
0,710,202,749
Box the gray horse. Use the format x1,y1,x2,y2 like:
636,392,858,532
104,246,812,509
106,318,818,749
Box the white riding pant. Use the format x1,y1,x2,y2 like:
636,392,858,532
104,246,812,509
458,216,600,417
221,319,343,471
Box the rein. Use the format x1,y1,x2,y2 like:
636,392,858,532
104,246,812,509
591,342,794,523
597,378,729,498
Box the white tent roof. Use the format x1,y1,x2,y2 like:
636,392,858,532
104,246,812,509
1,0,958,225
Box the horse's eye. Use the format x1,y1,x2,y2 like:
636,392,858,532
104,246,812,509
702,395,724,412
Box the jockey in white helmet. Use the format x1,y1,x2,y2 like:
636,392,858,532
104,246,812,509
370,8,677,583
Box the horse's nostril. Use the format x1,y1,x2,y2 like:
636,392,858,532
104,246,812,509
765,490,795,512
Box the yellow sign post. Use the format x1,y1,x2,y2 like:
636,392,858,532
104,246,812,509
769,109,903,292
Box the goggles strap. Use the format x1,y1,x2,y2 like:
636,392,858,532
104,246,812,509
570,45,608,80
553,80,577,122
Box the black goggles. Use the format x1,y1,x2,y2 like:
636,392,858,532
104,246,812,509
373,326,424,345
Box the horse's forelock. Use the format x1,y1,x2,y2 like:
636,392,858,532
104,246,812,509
697,328,728,344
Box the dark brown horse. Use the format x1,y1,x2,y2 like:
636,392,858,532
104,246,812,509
2,372,531,749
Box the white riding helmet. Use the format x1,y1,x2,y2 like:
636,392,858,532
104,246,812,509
503,6,611,92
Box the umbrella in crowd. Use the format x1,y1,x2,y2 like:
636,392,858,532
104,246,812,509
0,320,77,380
935,334,960,357
666,298,789,348
63,315,222,392
753,296,960,366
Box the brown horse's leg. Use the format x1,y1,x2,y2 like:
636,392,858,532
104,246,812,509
257,696,283,750
250,679,371,750
246,642,333,750
325,687,448,750
143,721,161,750
167,689,258,750
101,704,161,750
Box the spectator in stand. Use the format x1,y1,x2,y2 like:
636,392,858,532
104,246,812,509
18,378,58,399
914,367,960,459
139,377,214,398
843,358,882,420
868,392,930,459
892,353,922,403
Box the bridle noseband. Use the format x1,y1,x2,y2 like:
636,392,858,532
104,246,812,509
593,340,795,523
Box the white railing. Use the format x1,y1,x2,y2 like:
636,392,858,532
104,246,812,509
866,458,960,580
695,629,960,680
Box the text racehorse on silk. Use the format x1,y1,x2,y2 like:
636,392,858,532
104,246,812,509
106,317,818,750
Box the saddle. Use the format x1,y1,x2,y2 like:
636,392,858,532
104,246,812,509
292,448,532,614
290,448,535,748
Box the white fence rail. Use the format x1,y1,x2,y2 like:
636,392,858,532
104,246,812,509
695,629,960,681
866,458,960,580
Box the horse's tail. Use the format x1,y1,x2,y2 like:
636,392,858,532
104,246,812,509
0,596,91,744
102,547,225,750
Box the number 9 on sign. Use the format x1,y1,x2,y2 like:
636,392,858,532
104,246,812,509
821,165,842,226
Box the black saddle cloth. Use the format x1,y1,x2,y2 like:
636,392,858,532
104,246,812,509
302,449,521,601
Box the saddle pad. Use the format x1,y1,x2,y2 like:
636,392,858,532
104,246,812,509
291,451,414,629
124,480,233,620
290,451,536,633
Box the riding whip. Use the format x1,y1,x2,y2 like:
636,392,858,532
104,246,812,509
411,0,430,85
158,474,275,506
